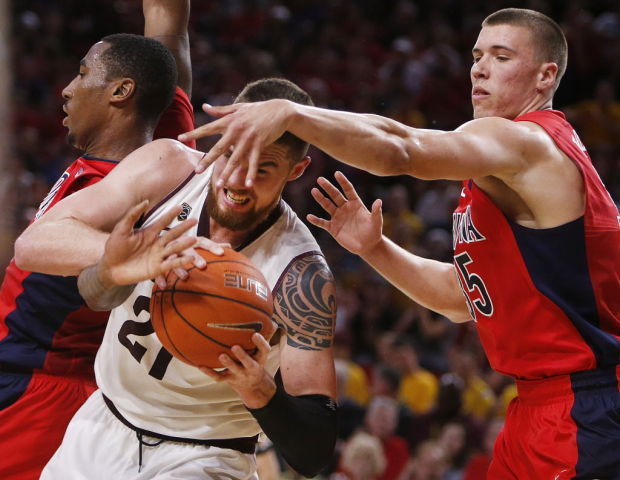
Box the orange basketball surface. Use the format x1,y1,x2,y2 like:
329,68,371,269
151,248,275,368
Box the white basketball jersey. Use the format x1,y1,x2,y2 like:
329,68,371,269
95,167,321,440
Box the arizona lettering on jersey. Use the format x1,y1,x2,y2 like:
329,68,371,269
452,110,620,380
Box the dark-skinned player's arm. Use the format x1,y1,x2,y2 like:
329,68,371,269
143,0,191,96
14,139,211,276
201,254,338,477
308,171,472,324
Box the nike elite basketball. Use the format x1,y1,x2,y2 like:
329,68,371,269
151,248,275,368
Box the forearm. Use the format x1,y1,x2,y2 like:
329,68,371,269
143,0,189,37
361,236,472,322
248,380,337,478
14,218,107,276
77,264,135,311
287,103,430,177
143,0,191,95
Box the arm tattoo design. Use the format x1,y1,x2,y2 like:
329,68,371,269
274,254,336,350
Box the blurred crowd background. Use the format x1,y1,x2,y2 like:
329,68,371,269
5,0,620,479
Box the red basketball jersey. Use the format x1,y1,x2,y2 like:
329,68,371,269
452,110,620,379
0,87,195,379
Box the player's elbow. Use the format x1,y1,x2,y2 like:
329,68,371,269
446,311,473,323
286,433,337,478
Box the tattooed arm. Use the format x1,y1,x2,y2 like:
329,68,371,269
202,253,338,476
274,253,337,399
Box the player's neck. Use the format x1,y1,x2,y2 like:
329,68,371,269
82,119,154,161
517,95,554,118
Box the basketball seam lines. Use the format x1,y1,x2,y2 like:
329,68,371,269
154,289,272,317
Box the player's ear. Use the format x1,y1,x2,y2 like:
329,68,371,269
110,78,136,104
536,62,558,93
287,156,311,182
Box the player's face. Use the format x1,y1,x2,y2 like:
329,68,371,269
470,24,542,119
206,143,309,232
61,42,112,150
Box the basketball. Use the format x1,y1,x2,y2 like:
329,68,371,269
150,248,275,368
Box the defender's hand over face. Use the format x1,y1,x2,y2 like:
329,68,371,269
307,171,384,256
178,100,293,187
199,333,276,409
99,201,199,287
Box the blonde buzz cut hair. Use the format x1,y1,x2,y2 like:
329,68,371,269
483,8,568,89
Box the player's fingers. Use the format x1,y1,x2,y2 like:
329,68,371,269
317,176,347,207
162,236,198,259
230,345,258,369
201,103,242,117
175,246,207,269
159,218,197,246
116,200,150,234
178,110,233,143
196,128,238,174
172,267,189,280
306,214,330,231
161,257,193,277
310,187,336,215
371,198,383,219
251,333,271,362
243,139,262,188
154,274,168,289
147,205,183,236
194,237,227,256
215,133,253,187
334,171,362,202
198,366,226,381
218,353,242,374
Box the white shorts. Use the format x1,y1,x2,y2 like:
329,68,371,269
41,391,258,480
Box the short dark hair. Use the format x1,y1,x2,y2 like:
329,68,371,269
100,33,177,124
234,78,314,163
482,8,568,89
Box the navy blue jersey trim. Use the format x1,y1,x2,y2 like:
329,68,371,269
510,217,619,367
0,371,32,409
81,154,120,164
0,273,84,370
570,367,620,478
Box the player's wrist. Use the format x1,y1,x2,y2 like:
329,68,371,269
359,234,386,260
238,375,277,409
95,260,120,289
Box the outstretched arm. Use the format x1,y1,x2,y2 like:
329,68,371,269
308,171,471,323
143,0,191,96
179,100,535,186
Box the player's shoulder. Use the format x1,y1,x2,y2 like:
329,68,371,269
459,116,561,166
122,138,202,172
458,115,541,138
285,253,334,287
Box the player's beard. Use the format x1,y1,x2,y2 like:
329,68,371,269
205,186,277,232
